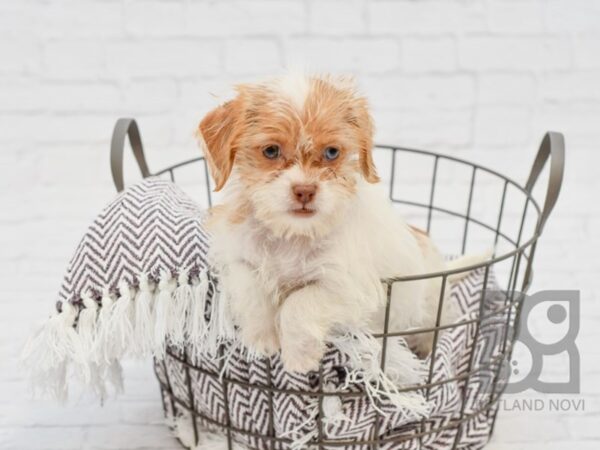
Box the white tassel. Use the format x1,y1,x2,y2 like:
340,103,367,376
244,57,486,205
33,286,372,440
204,282,223,356
76,291,99,382
332,330,429,417
105,281,135,359
202,278,238,361
153,270,177,356
170,269,194,348
187,270,209,352
216,285,235,339
21,301,82,400
133,274,155,356
96,288,115,363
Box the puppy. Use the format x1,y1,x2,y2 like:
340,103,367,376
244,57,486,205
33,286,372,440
199,74,480,373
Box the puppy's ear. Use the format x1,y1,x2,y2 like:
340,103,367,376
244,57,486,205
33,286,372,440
352,99,380,184
359,141,379,184
198,99,243,191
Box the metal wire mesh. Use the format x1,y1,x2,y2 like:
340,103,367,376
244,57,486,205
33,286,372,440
110,119,564,450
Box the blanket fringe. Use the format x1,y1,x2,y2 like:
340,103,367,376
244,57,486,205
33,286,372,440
171,269,194,348
76,291,99,382
96,288,115,363
133,274,155,356
153,270,177,355
20,302,82,401
332,331,430,418
21,267,230,401
22,267,431,450
282,333,430,448
186,271,209,351
106,281,136,359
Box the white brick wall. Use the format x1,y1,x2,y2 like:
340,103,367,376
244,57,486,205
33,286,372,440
1,0,599,449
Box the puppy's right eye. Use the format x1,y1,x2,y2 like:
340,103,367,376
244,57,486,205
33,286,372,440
262,145,281,160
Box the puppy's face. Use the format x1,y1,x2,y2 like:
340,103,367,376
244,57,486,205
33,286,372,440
199,75,379,238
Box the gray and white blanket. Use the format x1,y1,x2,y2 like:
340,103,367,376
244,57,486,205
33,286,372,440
23,178,508,450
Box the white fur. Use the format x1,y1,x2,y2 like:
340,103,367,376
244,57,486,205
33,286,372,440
276,72,310,112
210,170,462,372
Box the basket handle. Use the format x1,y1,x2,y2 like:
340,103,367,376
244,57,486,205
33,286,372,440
111,118,151,192
525,131,565,235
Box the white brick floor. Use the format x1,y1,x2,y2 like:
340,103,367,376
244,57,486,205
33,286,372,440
1,1,599,448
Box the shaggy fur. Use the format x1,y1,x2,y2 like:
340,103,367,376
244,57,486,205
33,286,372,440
198,73,478,373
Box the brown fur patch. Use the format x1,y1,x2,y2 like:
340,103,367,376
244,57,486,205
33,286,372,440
198,75,379,196
207,201,252,228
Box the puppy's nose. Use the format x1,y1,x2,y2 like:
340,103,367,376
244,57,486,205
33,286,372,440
292,184,317,204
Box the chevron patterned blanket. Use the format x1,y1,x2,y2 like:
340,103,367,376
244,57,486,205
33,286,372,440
23,178,506,450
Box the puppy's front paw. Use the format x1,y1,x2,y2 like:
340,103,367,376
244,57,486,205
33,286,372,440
277,283,331,373
224,261,280,356
280,336,324,373
241,324,280,356
279,319,325,372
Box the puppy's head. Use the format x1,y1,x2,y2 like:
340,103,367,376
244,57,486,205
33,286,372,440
198,74,379,238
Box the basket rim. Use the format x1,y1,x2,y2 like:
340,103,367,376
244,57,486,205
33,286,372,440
152,144,542,283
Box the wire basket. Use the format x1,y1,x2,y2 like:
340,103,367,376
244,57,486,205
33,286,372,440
110,118,564,450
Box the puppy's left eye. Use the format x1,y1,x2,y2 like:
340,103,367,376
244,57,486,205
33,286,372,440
323,147,340,161
263,145,281,160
